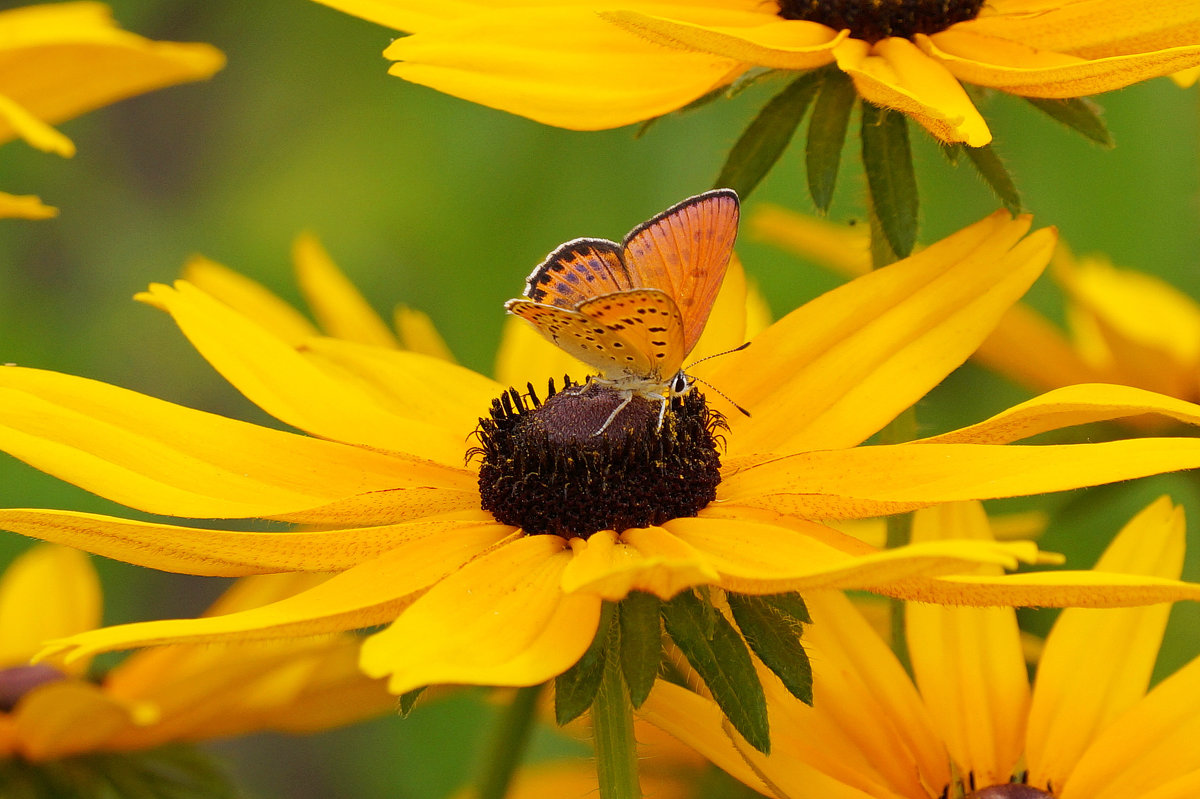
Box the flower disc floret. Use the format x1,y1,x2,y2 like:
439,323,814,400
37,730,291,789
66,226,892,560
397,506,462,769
475,378,723,538
777,0,985,43
0,664,65,712
968,784,1054,798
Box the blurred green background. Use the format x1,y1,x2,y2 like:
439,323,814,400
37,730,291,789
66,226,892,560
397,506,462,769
0,1,1198,796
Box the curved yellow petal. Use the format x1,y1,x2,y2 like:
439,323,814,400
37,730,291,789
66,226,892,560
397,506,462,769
309,0,481,31
0,3,224,149
0,545,99,672
923,29,1200,97
834,36,991,146
0,365,467,519
1026,496,1184,790
384,7,742,130
747,203,871,278
560,528,720,600
715,212,1054,456
0,508,501,576
495,314,592,388
974,301,1105,393
965,0,1200,59
688,253,749,366
662,514,1041,595
183,255,319,346
38,526,514,662
723,438,1200,520
360,535,601,692
12,680,134,761
395,305,456,361
292,233,399,348
138,281,464,464
918,383,1200,445
0,192,56,219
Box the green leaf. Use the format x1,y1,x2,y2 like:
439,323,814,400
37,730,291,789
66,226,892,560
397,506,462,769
398,686,425,717
805,69,856,212
962,144,1022,214
756,591,811,624
1025,96,1115,148
715,71,823,198
940,142,963,166
861,103,918,259
618,591,662,708
661,590,769,754
727,593,813,705
554,603,614,725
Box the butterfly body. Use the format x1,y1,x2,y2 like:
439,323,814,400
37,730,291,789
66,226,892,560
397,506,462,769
506,189,740,431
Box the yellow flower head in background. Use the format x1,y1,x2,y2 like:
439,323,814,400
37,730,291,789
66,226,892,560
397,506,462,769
0,2,224,218
642,497,1200,799
0,544,393,766
4,209,1200,708
311,0,1200,145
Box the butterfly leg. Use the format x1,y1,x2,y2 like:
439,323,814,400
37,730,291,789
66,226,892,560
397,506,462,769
593,389,634,436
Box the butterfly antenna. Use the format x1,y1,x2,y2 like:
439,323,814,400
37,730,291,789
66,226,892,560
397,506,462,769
684,340,751,370
689,375,751,417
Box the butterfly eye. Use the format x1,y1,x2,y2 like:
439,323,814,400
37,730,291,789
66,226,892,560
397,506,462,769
670,371,692,396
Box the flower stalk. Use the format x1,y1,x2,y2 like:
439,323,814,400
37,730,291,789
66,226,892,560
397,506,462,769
591,619,642,799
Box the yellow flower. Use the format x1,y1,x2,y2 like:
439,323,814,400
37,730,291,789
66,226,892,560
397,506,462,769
311,0,1200,144
0,543,393,762
641,496,1200,798
752,204,1200,408
0,2,225,215
5,211,1200,698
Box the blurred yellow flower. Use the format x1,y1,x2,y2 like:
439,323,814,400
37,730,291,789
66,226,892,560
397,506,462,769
642,497,1200,798
0,2,224,216
0,543,393,763
753,204,1200,410
312,0,1200,144
5,212,1200,700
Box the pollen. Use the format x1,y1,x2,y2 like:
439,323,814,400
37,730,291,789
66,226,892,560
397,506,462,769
473,377,724,539
777,0,985,43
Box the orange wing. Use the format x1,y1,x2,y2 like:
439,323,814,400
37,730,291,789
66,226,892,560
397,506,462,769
520,238,633,310
620,189,739,357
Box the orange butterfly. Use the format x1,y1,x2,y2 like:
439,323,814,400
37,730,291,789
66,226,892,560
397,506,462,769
505,189,740,430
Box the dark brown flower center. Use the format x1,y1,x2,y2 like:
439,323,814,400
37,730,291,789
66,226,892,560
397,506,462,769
0,663,67,711
473,378,723,539
966,784,1055,798
777,0,984,43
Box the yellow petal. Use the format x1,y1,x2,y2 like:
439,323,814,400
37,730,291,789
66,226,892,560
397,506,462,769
600,10,843,70
834,36,991,146
0,90,74,155
384,7,742,130
714,212,1055,455
0,3,224,148
0,365,470,519
138,281,464,464
923,29,1200,98
292,233,399,348
965,0,1200,59
722,438,1200,520
494,314,591,389
560,528,720,600
663,513,1041,595
38,525,514,663
0,192,57,219
1173,65,1200,87
0,545,99,673
1026,496,1184,789
688,253,749,367
12,680,134,760
0,508,500,576
905,503,1029,787
183,255,319,346
974,301,1106,393
296,336,500,435
395,305,456,361
309,0,473,31
919,383,1200,445
360,535,601,692
747,203,871,278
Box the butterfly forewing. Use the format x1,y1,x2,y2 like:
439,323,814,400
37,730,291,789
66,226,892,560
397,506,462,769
521,238,633,310
621,189,739,356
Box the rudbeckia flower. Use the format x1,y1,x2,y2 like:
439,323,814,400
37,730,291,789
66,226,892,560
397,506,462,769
5,209,1200,704
311,0,1200,146
752,204,1200,408
641,496,1200,798
0,543,392,789
0,2,225,214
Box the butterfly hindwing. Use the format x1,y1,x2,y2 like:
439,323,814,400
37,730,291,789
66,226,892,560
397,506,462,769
521,238,633,310
621,189,739,357
574,289,686,379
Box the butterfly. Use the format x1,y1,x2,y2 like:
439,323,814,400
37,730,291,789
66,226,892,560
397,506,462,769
505,188,740,432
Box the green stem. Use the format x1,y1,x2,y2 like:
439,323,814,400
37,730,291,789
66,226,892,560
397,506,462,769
476,683,543,799
592,626,642,799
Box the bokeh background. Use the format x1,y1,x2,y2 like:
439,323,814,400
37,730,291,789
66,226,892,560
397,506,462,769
0,1,1198,796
